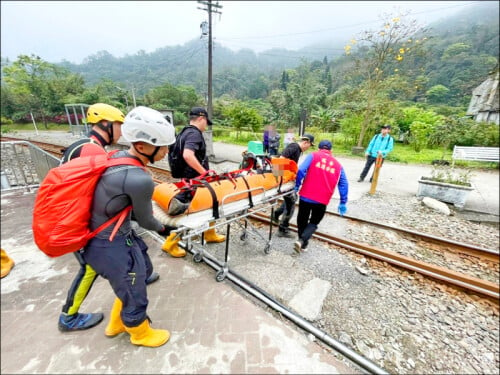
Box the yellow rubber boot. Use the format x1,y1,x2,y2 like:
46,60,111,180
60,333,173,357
105,298,125,337
204,222,226,243
161,233,186,258
125,319,170,348
1,248,15,278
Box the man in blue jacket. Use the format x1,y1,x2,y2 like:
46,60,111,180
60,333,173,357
358,125,394,182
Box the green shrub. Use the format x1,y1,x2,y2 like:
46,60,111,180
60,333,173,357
1,116,13,125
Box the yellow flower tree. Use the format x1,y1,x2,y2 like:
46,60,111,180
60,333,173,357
343,12,427,148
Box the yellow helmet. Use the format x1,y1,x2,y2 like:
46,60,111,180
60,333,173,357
86,103,125,124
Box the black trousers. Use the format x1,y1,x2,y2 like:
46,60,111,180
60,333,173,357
296,199,326,249
359,155,385,180
274,194,295,232
83,231,153,327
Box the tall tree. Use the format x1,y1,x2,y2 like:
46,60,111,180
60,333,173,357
2,54,84,126
343,12,427,147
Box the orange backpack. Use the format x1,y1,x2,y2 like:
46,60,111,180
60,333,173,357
32,149,144,257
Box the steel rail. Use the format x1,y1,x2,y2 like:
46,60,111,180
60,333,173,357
329,211,499,262
250,212,500,301
267,194,498,262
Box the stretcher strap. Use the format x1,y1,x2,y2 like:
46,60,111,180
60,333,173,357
199,179,219,219
277,176,284,193
239,175,254,208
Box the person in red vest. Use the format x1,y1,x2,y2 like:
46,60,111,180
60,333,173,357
293,140,349,253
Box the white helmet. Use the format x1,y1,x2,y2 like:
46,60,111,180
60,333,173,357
122,106,175,146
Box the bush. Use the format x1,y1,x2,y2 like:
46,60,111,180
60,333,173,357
1,116,13,125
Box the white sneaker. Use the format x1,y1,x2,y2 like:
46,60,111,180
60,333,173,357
294,240,303,253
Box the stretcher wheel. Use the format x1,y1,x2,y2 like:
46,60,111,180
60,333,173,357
240,233,247,241
216,270,225,282
264,244,271,254
193,252,203,263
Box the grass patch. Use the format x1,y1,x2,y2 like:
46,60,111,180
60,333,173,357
213,128,498,170
1,123,70,133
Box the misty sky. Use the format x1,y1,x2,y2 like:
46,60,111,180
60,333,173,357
0,1,492,64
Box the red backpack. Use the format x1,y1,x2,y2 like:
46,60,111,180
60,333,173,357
32,149,144,257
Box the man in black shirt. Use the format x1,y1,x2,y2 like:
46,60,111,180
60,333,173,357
273,133,315,237
162,107,226,257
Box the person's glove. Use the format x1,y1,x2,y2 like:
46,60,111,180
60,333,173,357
338,203,347,217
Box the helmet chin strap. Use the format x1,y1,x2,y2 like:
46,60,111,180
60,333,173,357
96,121,114,145
133,144,160,164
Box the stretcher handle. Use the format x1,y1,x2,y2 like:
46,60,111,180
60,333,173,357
220,186,265,216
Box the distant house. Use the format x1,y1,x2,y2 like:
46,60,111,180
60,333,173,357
466,70,499,125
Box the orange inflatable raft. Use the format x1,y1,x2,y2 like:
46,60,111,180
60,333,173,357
152,158,297,228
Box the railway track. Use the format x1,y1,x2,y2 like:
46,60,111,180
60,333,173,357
3,136,499,301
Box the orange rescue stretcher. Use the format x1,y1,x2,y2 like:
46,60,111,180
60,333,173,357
152,157,298,229
151,156,299,280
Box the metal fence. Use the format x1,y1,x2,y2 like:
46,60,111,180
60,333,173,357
1,141,59,191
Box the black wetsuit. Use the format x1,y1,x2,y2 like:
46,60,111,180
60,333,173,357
82,150,163,327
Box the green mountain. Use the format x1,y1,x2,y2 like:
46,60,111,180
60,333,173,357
57,2,498,105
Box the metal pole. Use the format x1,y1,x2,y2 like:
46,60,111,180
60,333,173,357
131,86,137,107
207,1,213,126
30,112,39,135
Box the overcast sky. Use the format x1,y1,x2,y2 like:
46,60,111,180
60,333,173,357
0,1,491,64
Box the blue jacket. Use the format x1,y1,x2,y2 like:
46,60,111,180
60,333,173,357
365,134,394,158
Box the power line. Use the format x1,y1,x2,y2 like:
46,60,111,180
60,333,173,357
219,2,476,41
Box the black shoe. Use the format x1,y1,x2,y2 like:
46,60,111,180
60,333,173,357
58,312,104,332
357,178,364,182
277,230,293,238
167,198,189,216
146,271,160,285
271,213,280,225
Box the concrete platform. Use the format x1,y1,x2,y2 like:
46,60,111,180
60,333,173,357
0,190,357,374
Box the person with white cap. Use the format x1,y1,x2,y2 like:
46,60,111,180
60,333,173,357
81,106,175,347
294,139,349,253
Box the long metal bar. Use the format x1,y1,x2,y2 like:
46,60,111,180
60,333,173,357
147,231,388,374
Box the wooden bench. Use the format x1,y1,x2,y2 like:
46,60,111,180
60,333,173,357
452,146,499,166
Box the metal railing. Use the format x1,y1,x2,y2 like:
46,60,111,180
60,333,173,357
1,141,59,191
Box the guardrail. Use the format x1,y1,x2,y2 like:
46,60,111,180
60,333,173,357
0,141,59,191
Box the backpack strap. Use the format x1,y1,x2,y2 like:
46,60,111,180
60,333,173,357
86,206,133,243
90,154,145,242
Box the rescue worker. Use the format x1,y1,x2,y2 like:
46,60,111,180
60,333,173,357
58,103,159,332
273,133,315,237
161,107,225,258
294,140,349,253
82,106,174,347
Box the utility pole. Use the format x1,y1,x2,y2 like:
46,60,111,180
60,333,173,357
131,85,137,107
197,0,222,159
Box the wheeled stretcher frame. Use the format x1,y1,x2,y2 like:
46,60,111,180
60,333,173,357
169,186,295,282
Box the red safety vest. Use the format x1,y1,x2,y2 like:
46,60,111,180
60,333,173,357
299,150,341,205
